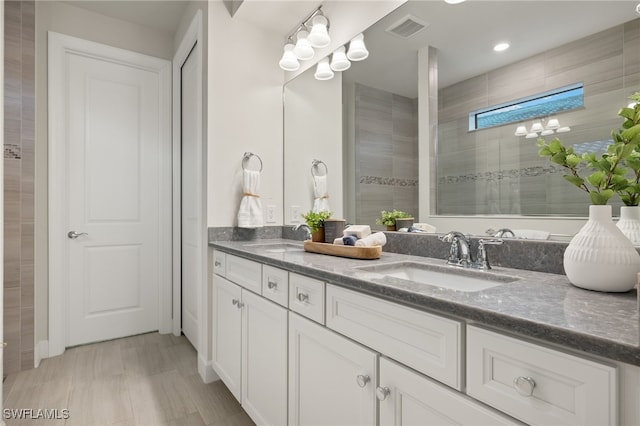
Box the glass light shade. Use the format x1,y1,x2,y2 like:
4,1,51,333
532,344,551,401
279,44,300,71
314,58,334,80
540,129,555,136
557,126,571,133
546,118,560,129
530,122,544,133
347,33,369,61
444,0,466,3
330,46,351,72
525,132,539,139
293,30,314,61
308,15,330,48
514,125,528,136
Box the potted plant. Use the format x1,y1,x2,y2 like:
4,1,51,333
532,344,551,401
536,92,640,292
375,210,412,231
301,210,332,242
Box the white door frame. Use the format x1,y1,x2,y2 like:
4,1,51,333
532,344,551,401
172,11,208,378
48,32,172,357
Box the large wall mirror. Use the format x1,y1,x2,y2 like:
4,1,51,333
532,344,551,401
283,0,640,236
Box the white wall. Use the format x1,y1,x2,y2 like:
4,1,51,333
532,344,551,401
34,1,177,351
207,0,285,227
284,70,343,224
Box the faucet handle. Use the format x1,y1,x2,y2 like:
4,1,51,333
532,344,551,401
475,238,503,270
479,238,504,246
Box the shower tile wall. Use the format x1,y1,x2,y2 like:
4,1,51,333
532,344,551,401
354,83,418,227
437,18,640,217
4,0,35,374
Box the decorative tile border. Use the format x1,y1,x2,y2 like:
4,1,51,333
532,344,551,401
4,144,22,159
359,176,419,187
438,164,565,184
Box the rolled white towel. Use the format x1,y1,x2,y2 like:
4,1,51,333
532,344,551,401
355,232,386,247
343,225,371,239
333,237,344,245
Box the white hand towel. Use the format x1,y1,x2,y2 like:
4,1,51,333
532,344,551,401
333,237,344,245
513,229,550,240
312,175,330,212
343,225,371,239
355,232,387,247
237,169,264,228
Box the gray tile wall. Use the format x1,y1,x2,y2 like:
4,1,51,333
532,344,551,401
437,18,640,217
4,0,35,374
354,84,418,228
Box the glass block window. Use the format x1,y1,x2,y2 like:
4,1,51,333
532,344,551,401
469,82,584,131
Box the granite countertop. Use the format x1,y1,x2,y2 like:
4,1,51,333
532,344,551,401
210,239,640,367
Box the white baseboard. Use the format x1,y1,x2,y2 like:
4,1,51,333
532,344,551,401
34,340,50,368
198,354,219,384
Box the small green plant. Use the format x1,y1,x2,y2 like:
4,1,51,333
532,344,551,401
375,209,411,226
301,210,332,233
537,92,640,205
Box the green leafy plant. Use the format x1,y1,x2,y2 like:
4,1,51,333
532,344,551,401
537,92,640,205
301,210,332,233
375,209,412,226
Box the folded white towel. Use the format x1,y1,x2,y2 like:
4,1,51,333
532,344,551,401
513,229,550,240
355,232,386,247
237,169,263,228
333,237,344,245
343,225,371,239
312,175,330,212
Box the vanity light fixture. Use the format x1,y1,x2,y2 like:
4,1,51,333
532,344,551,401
515,117,570,138
278,41,300,72
347,33,369,61
279,6,330,71
314,58,335,80
330,46,351,72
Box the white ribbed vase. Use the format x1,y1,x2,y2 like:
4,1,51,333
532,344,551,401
564,205,640,292
616,206,640,246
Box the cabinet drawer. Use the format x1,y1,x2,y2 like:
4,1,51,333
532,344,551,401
213,250,226,277
262,265,289,307
226,254,262,294
326,284,462,390
467,325,617,426
289,273,325,324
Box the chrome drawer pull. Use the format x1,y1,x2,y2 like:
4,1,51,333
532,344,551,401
231,298,244,309
356,375,370,388
513,376,536,397
376,386,390,401
267,279,278,290
297,292,309,303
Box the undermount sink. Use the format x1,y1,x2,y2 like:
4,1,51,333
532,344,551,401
355,261,519,292
243,242,304,253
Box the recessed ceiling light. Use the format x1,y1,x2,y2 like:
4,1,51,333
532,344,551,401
493,42,510,52
444,0,466,4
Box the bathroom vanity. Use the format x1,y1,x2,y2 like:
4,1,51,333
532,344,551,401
209,239,640,426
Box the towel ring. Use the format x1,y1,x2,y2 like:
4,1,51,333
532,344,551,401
311,159,328,177
242,152,263,172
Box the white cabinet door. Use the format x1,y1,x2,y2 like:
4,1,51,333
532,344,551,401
378,358,519,426
212,275,242,400
241,290,288,426
289,312,377,426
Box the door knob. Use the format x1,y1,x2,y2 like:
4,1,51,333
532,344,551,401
376,386,390,401
67,231,88,239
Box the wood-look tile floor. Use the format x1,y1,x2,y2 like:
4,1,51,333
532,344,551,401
2,332,255,426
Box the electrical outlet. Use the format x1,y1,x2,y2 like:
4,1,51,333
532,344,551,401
266,205,276,223
291,205,301,223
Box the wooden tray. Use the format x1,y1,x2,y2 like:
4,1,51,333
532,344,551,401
303,240,382,260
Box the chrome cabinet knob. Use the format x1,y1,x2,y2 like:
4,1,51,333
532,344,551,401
231,298,244,309
214,260,222,267
67,231,88,239
513,376,536,397
267,279,278,290
376,386,390,401
297,292,309,303
356,375,370,388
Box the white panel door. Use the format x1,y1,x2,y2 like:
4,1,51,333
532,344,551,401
180,43,201,350
51,33,171,347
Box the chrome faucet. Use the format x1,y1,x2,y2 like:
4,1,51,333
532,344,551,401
439,231,472,267
490,228,515,238
293,223,311,240
440,231,504,270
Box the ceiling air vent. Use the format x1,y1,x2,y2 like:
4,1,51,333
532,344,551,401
385,15,429,39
